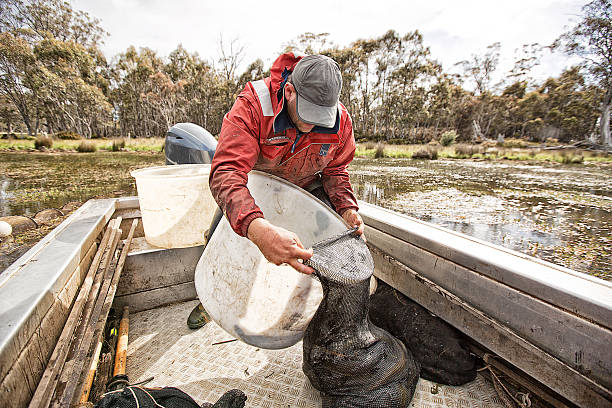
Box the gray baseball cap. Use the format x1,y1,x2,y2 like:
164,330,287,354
291,55,342,128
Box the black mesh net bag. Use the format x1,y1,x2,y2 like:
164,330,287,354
369,281,477,386
94,386,246,408
303,229,420,408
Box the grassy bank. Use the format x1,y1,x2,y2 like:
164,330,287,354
1,137,610,164
0,137,165,152
355,142,612,164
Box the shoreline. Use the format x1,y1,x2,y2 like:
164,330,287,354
1,142,611,164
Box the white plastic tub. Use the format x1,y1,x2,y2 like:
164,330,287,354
195,171,350,349
131,164,217,248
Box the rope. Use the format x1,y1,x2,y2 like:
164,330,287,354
478,362,531,408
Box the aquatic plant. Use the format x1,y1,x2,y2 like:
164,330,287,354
77,140,97,153
34,135,53,150
412,147,438,160
502,138,530,148
561,152,584,164
374,143,386,158
454,144,480,158
112,138,126,151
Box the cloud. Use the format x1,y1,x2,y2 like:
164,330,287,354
74,0,582,83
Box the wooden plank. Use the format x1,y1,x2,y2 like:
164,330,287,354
90,353,112,403
51,219,123,407
118,244,203,296
0,199,115,383
112,208,144,240
369,242,612,408
365,225,612,391
115,197,139,210
27,225,113,408
0,242,96,408
113,282,197,313
73,220,138,406
359,201,612,329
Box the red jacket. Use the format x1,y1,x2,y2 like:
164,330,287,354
209,52,359,237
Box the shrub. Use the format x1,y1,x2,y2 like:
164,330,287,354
34,135,53,150
374,143,386,158
77,140,97,152
112,138,126,152
412,146,438,160
54,131,82,140
560,150,584,164
503,138,528,148
440,130,457,146
454,144,481,158
364,141,376,150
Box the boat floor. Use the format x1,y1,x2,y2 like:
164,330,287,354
127,300,506,408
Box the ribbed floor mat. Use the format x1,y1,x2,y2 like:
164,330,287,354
126,300,506,407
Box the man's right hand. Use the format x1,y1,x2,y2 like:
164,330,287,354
247,218,314,275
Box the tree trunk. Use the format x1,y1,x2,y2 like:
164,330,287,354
600,88,611,147
472,120,484,141
589,117,600,143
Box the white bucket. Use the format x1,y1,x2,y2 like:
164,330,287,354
194,171,349,349
131,164,217,248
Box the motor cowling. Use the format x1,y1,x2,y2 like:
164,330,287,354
165,123,217,165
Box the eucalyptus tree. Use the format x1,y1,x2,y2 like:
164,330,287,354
0,0,109,136
454,43,502,140
0,31,41,135
282,32,332,55
387,31,441,139
216,35,245,117
34,36,111,137
0,0,106,46
347,38,379,137
0,95,21,133
111,46,165,138
556,0,612,146
456,42,501,96
536,67,602,142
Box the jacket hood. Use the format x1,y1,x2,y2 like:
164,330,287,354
269,52,305,106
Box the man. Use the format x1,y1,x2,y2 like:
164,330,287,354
188,52,364,329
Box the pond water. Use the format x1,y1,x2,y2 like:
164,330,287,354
0,152,163,216
1,152,610,279
350,157,612,280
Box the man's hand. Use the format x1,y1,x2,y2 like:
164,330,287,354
342,209,365,238
247,218,315,275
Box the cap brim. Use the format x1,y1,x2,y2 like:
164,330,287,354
296,94,338,128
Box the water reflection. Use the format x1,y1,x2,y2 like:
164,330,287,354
0,152,163,217
350,158,612,280
1,152,610,279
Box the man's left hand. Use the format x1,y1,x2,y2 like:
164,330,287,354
342,209,365,238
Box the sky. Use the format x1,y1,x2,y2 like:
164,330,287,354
72,0,586,86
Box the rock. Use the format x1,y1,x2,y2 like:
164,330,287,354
0,216,37,233
61,201,82,213
34,208,64,224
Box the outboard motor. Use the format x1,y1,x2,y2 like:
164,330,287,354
165,123,217,165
